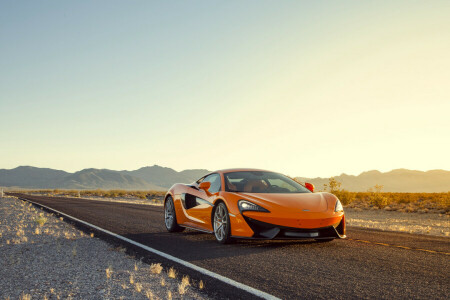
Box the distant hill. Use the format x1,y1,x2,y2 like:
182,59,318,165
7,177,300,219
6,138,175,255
121,165,210,188
296,169,450,192
57,169,162,190
0,166,69,188
0,165,210,191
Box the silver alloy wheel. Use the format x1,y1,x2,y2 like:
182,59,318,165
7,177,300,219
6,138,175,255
165,199,174,229
214,204,228,241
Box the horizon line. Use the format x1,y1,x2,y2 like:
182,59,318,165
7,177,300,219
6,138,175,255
1,164,449,178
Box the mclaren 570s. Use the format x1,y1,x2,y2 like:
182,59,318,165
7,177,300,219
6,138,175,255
164,169,346,244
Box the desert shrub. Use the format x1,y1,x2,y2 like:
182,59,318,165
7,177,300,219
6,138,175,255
43,189,53,194
105,190,118,198
64,190,80,197
323,178,341,194
334,190,356,205
85,189,104,197
361,191,448,210
133,191,148,199
366,185,391,208
319,179,449,211
436,192,450,208
323,178,355,205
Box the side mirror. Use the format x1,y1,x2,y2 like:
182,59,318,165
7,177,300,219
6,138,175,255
305,182,315,192
198,181,211,191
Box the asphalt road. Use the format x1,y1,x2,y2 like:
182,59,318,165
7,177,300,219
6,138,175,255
8,193,450,299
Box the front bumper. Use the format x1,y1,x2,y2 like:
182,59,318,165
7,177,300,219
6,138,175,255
232,215,346,240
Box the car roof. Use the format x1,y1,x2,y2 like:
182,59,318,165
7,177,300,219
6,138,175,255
215,168,273,174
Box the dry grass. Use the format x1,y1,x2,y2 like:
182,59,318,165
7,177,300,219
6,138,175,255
19,293,31,300
129,274,134,285
178,275,190,295
199,280,204,290
34,216,48,227
178,282,187,295
106,266,113,279
348,191,450,212
135,283,142,293
16,228,25,237
150,263,163,274
167,267,177,279
145,289,153,299
181,275,189,287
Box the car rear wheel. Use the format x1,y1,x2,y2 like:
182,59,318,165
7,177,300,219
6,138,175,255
213,202,232,244
164,196,184,232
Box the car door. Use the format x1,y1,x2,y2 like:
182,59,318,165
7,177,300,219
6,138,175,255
181,173,221,231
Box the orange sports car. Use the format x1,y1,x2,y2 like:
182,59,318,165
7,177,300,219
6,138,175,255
164,168,346,244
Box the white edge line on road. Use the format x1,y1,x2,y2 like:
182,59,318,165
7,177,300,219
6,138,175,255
18,197,280,300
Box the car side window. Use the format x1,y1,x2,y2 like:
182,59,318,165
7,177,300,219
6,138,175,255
196,176,206,184
202,174,221,194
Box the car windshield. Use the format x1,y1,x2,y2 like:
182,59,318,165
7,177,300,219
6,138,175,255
224,171,311,194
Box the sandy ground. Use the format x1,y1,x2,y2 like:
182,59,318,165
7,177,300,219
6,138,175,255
345,208,449,237
0,196,206,300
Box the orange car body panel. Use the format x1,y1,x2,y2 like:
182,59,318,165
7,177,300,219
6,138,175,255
165,168,346,239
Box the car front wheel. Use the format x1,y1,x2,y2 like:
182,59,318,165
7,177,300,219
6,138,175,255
213,202,232,244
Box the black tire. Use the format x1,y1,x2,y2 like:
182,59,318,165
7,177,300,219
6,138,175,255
213,202,232,244
164,196,184,232
315,238,335,243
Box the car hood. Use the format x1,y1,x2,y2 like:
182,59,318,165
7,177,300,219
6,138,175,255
237,192,329,213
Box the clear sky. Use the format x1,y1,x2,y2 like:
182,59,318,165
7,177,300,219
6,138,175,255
1,1,449,178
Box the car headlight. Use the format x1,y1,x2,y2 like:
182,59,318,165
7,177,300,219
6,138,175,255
335,199,344,212
238,200,270,213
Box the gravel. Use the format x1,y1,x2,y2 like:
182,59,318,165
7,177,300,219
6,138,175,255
346,207,450,237
0,196,208,300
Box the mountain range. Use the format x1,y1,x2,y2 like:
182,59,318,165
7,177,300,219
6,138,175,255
0,165,209,191
296,169,450,193
0,166,449,192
